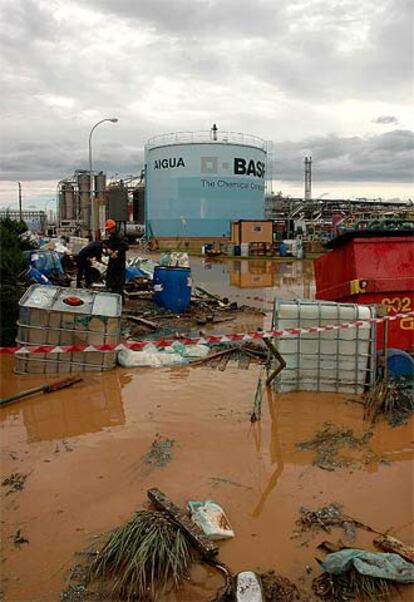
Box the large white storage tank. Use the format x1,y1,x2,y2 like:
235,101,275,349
145,129,268,238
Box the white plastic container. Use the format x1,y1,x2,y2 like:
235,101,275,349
240,243,249,257
15,285,122,374
236,572,263,602
271,299,376,394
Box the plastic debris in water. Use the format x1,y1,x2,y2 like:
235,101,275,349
236,571,263,602
187,500,235,540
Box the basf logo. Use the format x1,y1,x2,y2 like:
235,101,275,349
200,156,265,178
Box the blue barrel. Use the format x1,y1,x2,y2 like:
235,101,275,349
279,242,287,257
387,349,414,379
153,266,192,313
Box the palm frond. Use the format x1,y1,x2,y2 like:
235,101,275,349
87,510,194,601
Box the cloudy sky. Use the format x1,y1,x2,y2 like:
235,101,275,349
1,0,413,209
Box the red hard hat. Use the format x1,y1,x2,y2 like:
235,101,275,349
105,219,116,230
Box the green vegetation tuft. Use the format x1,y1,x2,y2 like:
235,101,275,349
0,217,28,345
87,510,194,601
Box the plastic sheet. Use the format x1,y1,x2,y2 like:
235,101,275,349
117,343,209,368
23,250,64,277
321,549,414,583
125,266,149,282
159,252,190,268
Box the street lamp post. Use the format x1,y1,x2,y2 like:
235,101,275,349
17,181,22,221
88,118,118,238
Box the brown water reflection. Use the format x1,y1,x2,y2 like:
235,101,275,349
23,371,125,442
252,387,284,518
193,258,315,306
0,364,125,442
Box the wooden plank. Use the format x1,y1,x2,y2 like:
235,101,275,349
241,345,267,359
374,535,414,563
126,315,158,330
147,488,218,558
195,286,223,302
189,347,238,366
212,316,236,325
124,291,152,299
0,377,83,407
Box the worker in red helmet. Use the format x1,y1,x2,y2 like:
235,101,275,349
104,219,128,300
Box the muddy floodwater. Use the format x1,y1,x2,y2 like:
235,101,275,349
1,258,413,601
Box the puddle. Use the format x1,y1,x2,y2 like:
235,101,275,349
0,257,412,601
192,257,315,307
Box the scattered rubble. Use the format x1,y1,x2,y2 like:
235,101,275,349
312,567,396,601
294,503,388,545
60,563,102,602
296,423,376,471
144,436,175,468
364,378,414,427
259,570,302,601
296,504,358,541
1,472,29,495
122,283,265,344
12,529,29,546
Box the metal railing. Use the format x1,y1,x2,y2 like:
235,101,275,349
146,130,267,150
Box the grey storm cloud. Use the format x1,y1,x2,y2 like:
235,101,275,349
274,130,414,183
82,0,414,100
83,0,288,37
372,115,399,125
0,0,413,196
2,129,413,184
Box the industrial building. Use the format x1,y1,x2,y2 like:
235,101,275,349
144,126,271,239
0,209,47,233
58,170,107,236
58,171,141,237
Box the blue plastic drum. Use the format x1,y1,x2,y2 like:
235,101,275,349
153,266,192,313
387,349,414,379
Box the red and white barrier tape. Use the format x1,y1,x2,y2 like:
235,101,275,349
1,311,413,355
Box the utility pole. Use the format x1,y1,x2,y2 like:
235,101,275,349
17,181,22,221
304,156,312,202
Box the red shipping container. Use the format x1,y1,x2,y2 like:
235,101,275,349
314,232,414,351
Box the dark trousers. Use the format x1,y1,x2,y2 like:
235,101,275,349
106,258,125,300
77,258,93,288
